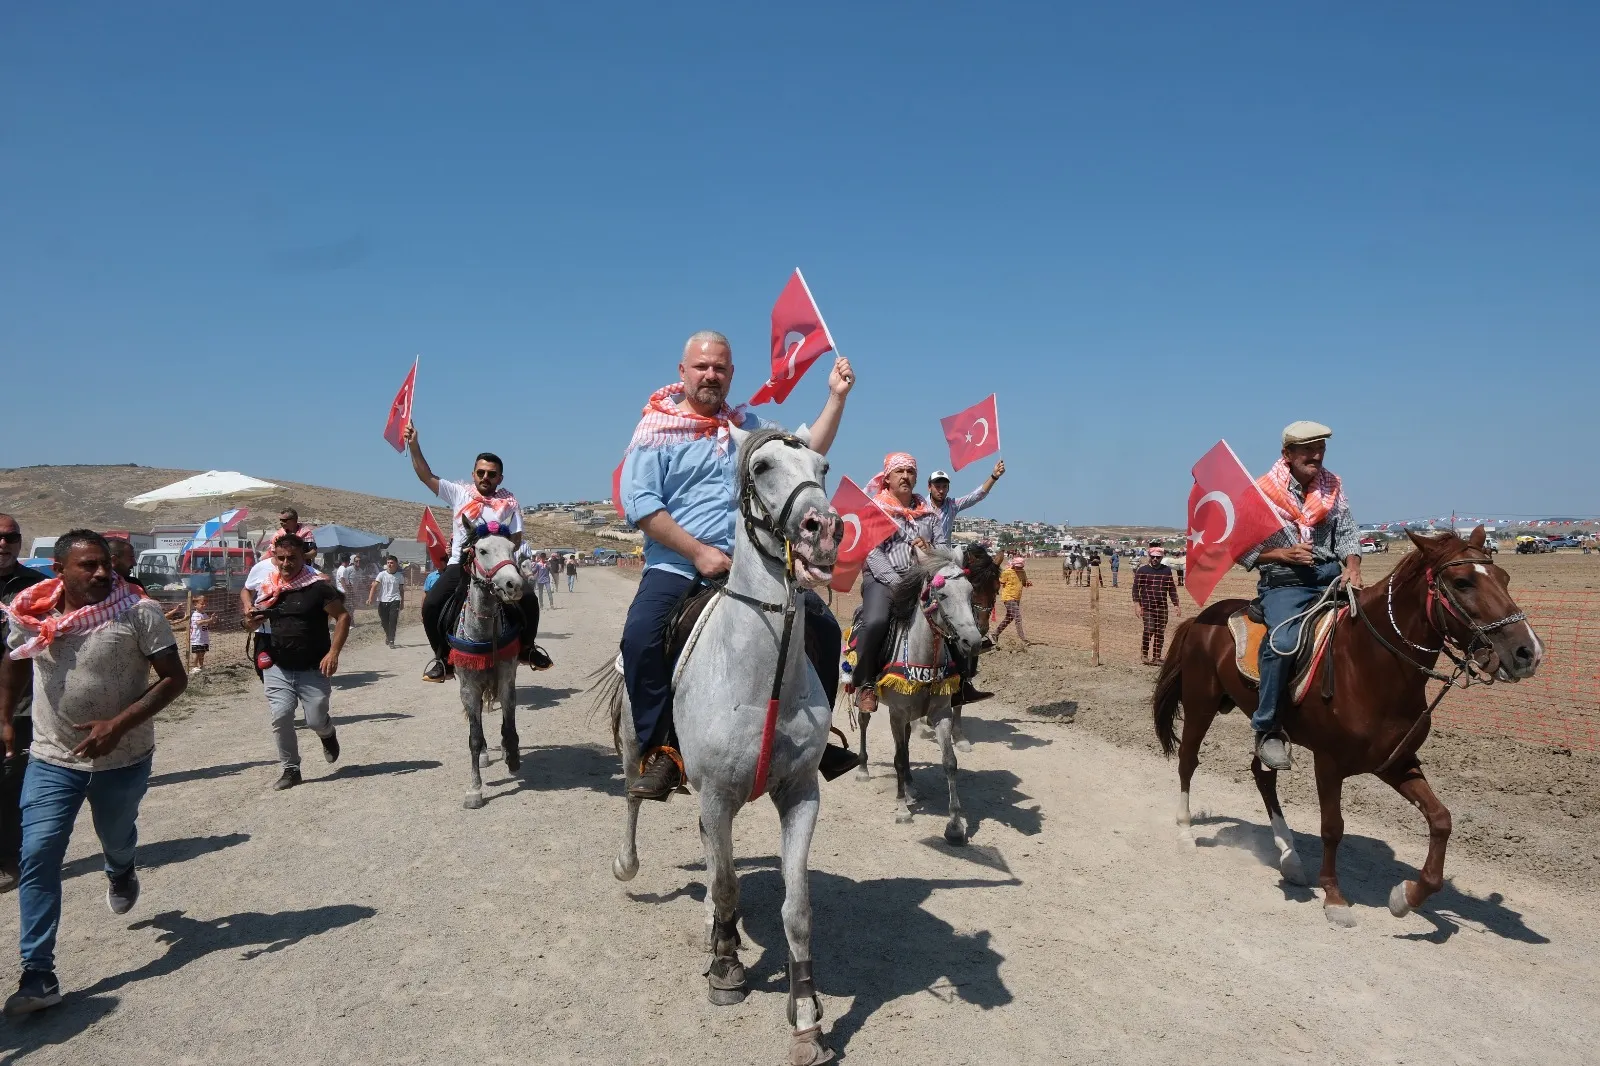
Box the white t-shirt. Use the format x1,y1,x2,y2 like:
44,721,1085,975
246,557,321,634
436,479,523,559
374,570,405,603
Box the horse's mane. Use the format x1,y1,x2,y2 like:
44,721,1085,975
887,552,963,620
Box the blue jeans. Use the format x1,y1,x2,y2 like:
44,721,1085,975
1251,561,1342,734
18,755,152,973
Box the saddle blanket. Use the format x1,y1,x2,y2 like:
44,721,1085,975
841,624,959,698
1228,604,1343,705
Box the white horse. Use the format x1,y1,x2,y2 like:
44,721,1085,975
602,426,842,1066
869,551,986,844
450,522,526,809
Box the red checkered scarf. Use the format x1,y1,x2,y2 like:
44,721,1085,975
625,383,747,456
253,563,323,610
1256,459,1343,541
866,452,934,523
4,575,144,660
454,487,519,526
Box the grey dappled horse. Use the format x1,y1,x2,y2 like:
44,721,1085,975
453,525,524,809
600,425,842,1065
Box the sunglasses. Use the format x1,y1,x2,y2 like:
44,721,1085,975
0,532,20,544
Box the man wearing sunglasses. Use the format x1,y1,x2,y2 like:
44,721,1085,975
0,516,47,893
403,423,547,682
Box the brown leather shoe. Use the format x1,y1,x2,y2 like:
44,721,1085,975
629,747,685,801
855,686,878,714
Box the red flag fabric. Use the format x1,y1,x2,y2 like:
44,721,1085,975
939,394,1001,472
1184,440,1287,606
383,359,418,452
418,506,450,570
749,269,835,406
827,475,898,593
611,460,626,520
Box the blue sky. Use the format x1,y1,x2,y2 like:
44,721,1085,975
2,4,1595,526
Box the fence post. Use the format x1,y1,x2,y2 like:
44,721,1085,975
1089,574,1102,667
183,589,193,670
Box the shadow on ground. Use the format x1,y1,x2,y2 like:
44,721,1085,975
957,716,1055,750
1192,814,1548,944
329,671,387,690
485,742,621,797
315,760,441,782
645,857,1018,1059
335,711,413,725
62,833,250,883
149,761,273,788
514,686,582,712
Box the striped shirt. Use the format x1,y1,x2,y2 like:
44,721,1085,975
928,484,991,547
864,512,937,586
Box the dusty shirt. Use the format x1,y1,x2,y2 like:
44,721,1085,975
6,597,176,771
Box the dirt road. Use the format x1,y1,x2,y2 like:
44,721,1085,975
4,568,1597,1065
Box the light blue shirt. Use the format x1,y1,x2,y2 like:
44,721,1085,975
622,411,777,578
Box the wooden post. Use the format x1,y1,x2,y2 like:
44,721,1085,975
183,589,193,670
1089,574,1102,667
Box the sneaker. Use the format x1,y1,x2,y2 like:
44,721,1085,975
273,766,302,791
107,869,140,915
1255,733,1292,771
320,729,340,764
4,969,61,1017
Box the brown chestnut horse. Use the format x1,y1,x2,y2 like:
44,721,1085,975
1152,528,1543,926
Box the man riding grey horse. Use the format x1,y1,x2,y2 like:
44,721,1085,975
926,460,1005,705
618,330,855,800
1238,420,1363,771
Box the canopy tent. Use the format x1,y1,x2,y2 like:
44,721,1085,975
311,525,391,551
123,470,282,513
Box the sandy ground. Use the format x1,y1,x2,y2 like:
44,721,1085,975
3,568,1598,1065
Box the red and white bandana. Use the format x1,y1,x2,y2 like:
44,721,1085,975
4,575,145,660
1256,459,1343,541
866,452,934,523
625,383,748,457
253,564,323,610
456,488,519,526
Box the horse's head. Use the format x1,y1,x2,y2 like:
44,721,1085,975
1404,526,1543,681
961,542,1002,631
915,545,987,657
461,516,524,604
730,424,841,588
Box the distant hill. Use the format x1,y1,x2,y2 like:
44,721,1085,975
0,465,614,551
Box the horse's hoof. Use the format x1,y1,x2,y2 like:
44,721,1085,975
463,793,486,810
707,985,747,1006
505,753,520,773
854,766,871,782
954,738,973,753
613,856,638,882
477,753,492,769
706,956,747,1006
1323,904,1357,929
944,820,967,846
894,811,913,825
1388,882,1414,918
788,1025,835,1065
1280,851,1308,887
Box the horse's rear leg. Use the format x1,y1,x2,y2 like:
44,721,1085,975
1377,759,1451,918
854,708,872,781
700,796,746,1006
1314,755,1356,927
499,663,520,774
891,712,915,824
1174,677,1219,835
934,711,965,845
1251,756,1307,886
775,775,831,1062
613,701,642,882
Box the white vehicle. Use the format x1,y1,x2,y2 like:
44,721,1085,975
27,536,56,560
134,549,184,592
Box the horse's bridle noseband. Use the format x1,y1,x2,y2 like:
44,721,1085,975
919,568,972,640
1368,549,1526,686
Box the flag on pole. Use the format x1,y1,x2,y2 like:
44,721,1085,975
418,507,449,569
939,394,1001,472
1183,440,1286,606
383,357,419,452
182,508,250,552
827,476,898,593
611,460,626,519
749,269,836,406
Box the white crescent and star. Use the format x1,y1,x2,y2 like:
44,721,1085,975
839,513,862,555
781,334,805,379
964,417,990,446
1189,490,1235,546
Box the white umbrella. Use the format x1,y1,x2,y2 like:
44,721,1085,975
123,470,283,513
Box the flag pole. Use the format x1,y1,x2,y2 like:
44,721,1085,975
991,392,1002,455
795,269,841,358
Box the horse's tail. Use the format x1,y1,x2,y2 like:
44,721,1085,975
587,659,626,755
1153,619,1193,757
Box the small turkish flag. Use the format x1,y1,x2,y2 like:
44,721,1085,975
1184,440,1287,606
383,358,418,452
611,459,626,520
418,506,450,569
828,476,898,593
749,269,835,406
939,394,1001,472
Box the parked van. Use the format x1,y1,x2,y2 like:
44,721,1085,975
135,549,185,592
180,546,258,592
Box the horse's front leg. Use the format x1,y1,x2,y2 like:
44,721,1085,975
892,710,915,824
1314,755,1354,927
699,794,746,1005
934,708,966,845
1377,759,1452,918
461,675,487,810
613,700,642,882
498,660,520,774
775,775,831,1064
854,708,872,781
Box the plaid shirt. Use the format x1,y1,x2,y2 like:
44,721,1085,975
865,513,937,586
1238,476,1361,579
928,484,991,547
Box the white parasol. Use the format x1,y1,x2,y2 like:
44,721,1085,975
122,470,284,513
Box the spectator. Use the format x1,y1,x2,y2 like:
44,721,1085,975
186,597,211,672
261,509,316,556
0,514,47,894
532,554,555,609
423,568,441,594
565,553,578,593
1132,543,1181,665
368,555,405,648
0,530,186,1016
926,461,1004,548
992,555,1033,647
1109,547,1121,587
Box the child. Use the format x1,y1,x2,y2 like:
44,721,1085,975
188,596,211,671
992,555,1033,647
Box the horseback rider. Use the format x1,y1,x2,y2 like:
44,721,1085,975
618,330,855,801
852,453,938,715
926,461,1005,704
402,423,546,682
1239,421,1363,770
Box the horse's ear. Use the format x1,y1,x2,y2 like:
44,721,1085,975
792,422,813,448
1468,525,1486,549
1405,529,1438,553
729,423,752,452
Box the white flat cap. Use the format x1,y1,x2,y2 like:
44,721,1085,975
1283,420,1333,446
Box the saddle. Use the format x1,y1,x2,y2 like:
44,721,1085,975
444,584,522,669
1228,599,1342,704
840,606,959,698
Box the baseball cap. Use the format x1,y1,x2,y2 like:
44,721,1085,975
928,470,951,482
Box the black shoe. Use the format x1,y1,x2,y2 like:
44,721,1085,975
0,860,18,895
818,744,861,781
522,644,553,670
273,766,302,791
979,637,996,653
107,869,140,915
320,729,340,764
628,749,684,801
422,658,451,683
956,681,993,706
4,970,61,1017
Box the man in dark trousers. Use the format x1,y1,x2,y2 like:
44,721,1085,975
0,515,47,894
1132,543,1180,665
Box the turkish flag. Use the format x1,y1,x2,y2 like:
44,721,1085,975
1184,440,1287,606
382,358,418,452
417,506,450,569
749,269,835,406
611,459,626,519
827,476,897,593
940,394,1001,472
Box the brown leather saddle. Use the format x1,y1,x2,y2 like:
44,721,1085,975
1228,600,1343,704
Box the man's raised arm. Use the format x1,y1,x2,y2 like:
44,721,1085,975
402,422,440,495
805,357,855,456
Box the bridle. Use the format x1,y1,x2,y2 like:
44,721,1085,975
919,568,972,641
463,523,522,602
738,433,824,568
